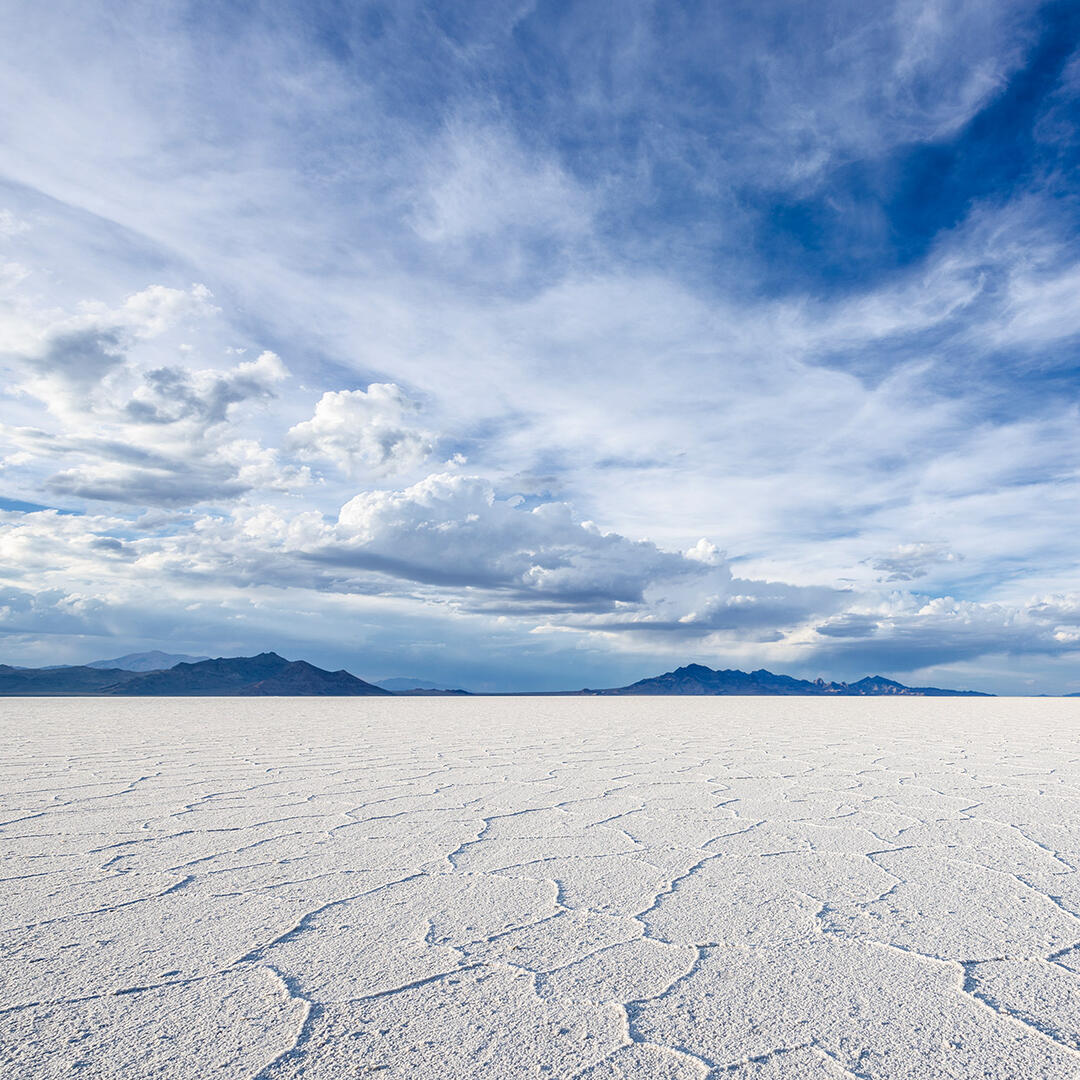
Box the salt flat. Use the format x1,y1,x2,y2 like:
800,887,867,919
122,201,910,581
2,698,1080,1079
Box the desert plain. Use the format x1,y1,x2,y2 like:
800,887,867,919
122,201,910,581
2,697,1079,1078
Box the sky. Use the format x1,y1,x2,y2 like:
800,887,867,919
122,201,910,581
1,0,1079,693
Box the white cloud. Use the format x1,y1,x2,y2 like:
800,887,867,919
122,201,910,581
11,283,219,417
259,471,695,606
685,538,726,566
0,209,31,237
0,283,305,506
409,121,594,247
0,2,1077,690
287,383,433,478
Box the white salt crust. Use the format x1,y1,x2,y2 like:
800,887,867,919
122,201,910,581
1,696,1079,1078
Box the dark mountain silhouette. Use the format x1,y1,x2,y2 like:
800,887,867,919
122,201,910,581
0,663,133,695
392,687,472,696
105,653,390,696
584,663,989,696
0,655,993,696
843,675,983,696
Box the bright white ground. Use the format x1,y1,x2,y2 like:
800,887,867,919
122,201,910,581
2,698,1080,1079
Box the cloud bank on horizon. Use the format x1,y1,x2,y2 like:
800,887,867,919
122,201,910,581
1,0,1079,692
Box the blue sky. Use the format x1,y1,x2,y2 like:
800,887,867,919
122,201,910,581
1,0,1080,692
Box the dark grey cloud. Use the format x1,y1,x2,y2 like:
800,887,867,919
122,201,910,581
31,326,128,386
125,363,278,426
807,597,1079,675
249,472,698,609
48,466,252,507
870,542,963,582
815,614,880,638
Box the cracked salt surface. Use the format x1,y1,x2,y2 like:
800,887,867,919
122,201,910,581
1,698,1079,1078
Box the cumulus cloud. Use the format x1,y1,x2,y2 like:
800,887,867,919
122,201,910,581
685,538,726,566
113,471,846,648
124,350,287,427
675,584,848,635
15,283,283,436
0,508,130,577
15,284,217,411
2,482,1079,687
287,383,433,478
0,583,112,637
237,472,696,607
1,284,306,507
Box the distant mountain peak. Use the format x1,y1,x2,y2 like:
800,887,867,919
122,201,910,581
102,652,390,696
87,651,210,672
0,655,994,697
588,664,988,697
376,676,470,692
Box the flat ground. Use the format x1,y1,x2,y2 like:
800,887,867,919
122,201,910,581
2,698,1080,1079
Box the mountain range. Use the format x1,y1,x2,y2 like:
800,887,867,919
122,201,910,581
109,653,390,696
582,663,989,697
375,676,468,692
0,654,996,696
0,653,388,696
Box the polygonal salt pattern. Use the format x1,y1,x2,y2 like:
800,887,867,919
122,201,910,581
2,696,1080,1078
